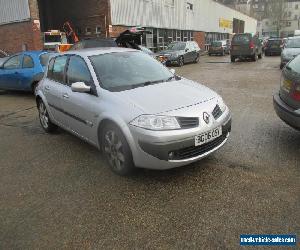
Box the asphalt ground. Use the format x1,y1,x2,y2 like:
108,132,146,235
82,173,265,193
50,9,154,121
0,55,299,249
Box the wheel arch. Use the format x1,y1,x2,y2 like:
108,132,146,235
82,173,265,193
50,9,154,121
96,117,137,161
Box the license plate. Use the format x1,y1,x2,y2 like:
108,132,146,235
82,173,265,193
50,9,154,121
195,127,222,147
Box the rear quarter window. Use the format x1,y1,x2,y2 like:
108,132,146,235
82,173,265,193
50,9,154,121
287,55,300,74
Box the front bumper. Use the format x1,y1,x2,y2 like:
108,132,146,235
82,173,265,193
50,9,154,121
273,93,300,130
129,110,231,170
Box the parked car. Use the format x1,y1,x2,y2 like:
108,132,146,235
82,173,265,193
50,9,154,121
69,38,117,50
0,51,51,92
208,40,229,56
230,33,263,62
280,36,300,69
264,38,282,56
157,41,201,66
35,48,231,175
273,54,300,130
0,49,9,58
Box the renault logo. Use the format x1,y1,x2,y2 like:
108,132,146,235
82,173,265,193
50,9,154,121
203,112,210,124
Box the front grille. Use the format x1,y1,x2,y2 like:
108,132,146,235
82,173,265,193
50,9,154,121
212,104,223,120
170,133,227,160
177,117,199,129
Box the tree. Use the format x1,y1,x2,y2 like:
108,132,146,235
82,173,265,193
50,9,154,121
265,0,288,37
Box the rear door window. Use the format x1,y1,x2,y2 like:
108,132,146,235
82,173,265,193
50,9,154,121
48,56,68,83
23,55,34,68
287,55,300,74
232,34,250,44
66,56,92,86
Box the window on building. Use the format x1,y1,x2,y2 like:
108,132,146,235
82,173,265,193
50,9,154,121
85,27,92,35
187,2,193,11
95,26,101,34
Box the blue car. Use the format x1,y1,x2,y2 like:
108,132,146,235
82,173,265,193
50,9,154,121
0,51,52,92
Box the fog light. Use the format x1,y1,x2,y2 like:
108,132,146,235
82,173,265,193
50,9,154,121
168,152,175,160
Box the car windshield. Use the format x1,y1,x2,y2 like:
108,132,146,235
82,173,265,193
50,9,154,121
285,38,300,48
90,51,174,92
211,41,222,47
166,42,186,50
232,34,250,44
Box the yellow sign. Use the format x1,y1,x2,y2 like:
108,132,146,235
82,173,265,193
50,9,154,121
219,18,233,29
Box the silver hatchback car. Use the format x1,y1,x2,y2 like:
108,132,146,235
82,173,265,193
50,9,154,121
36,48,231,175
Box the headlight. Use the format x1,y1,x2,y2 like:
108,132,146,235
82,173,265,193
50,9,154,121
130,115,181,130
217,98,227,112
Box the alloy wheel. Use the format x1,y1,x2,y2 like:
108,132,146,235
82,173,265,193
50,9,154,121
103,130,125,171
39,101,49,129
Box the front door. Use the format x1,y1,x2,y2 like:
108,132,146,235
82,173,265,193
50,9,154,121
60,55,98,143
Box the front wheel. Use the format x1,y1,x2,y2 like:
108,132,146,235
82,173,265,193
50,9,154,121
38,100,58,133
101,124,135,176
178,56,184,67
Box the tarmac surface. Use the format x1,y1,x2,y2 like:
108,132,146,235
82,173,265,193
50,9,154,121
0,55,299,249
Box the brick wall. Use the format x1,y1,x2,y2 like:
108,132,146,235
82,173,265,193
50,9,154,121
193,31,206,50
0,21,43,54
109,25,129,38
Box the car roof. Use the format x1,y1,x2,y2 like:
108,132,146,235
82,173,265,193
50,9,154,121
61,47,138,57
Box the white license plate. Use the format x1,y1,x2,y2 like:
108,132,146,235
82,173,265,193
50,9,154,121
195,127,222,146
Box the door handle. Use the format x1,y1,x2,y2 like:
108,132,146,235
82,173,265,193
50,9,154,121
63,94,69,99
45,86,50,90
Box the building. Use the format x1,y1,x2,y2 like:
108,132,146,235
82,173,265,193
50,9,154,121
0,0,257,54
257,0,300,37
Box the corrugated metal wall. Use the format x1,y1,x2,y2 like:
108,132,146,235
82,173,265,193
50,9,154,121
110,0,257,33
0,0,30,25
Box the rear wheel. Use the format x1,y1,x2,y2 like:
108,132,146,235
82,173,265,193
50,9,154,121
231,56,235,63
178,56,184,67
101,124,135,176
38,100,57,133
252,53,258,62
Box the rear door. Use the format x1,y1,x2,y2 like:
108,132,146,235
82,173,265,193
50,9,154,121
43,55,68,126
18,54,35,91
184,42,194,62
280,55,300,109
0,55,23,90
60,55,98,142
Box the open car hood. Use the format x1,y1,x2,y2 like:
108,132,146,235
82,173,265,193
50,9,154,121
115,28,152,45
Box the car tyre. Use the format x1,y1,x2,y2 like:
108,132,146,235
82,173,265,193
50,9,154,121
231,56,235,63
101,123,135,176
258,53,262,59
194,54,200,63
178,56,184,67
38,100,58,133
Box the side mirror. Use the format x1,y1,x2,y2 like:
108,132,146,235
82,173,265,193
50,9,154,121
185,48,189,52
71,82,91,93
170,68,175,74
